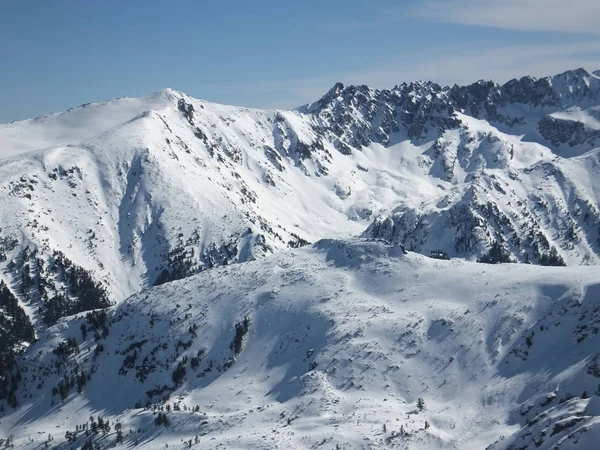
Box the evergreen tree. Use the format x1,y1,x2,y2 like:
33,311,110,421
477,240,513,264
230,317,250,355
0,280,35,404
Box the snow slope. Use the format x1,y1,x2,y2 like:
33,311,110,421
0,89,376,306
0,92,175,160
2,239,599,449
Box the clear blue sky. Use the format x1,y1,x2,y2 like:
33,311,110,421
1,0,599,122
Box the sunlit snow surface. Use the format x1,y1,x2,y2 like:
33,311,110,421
3,239,600,449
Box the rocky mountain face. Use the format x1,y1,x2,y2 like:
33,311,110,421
302,68,600,152
0,69,597,315
308,69,600,266
0,67,598,343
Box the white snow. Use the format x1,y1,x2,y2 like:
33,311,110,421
550,106,600,130
2,239,599,449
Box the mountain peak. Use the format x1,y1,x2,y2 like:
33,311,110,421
320,81,346,102
330,81,344,93
554,67,591,79
152,87,184,101
300,81,345,113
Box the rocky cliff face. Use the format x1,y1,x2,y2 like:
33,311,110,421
302,68,600,153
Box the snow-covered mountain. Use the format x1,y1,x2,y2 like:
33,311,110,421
1,70,599,308
1,68,600,449
2,239,600,449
